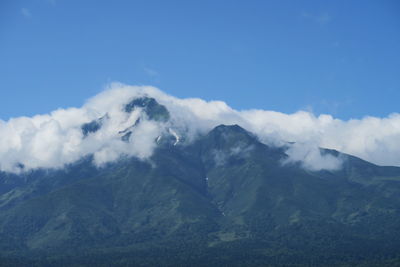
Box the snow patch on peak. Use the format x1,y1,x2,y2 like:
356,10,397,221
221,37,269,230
169,128,180,146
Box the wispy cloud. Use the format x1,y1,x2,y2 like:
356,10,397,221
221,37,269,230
301,11,332,26
47,0,57,6
143,67,159,78
316,13,332,25
21,8,32,18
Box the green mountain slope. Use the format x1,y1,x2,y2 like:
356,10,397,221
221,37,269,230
0,99,400,266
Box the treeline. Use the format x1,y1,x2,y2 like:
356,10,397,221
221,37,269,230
1,237,400,267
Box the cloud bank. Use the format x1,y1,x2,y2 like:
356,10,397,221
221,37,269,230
1,83,400,173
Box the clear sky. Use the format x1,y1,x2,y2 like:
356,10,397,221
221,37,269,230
1,0,399,120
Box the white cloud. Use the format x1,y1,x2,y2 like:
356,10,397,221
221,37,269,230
282,143,343,171
1,83,400,173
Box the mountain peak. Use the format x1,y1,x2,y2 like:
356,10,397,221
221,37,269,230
209,124,254,140
124,96,170,122
204,124,258,151
81,114,108,137
212,124,247,133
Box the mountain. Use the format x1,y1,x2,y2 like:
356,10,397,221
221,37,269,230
1,98,400,266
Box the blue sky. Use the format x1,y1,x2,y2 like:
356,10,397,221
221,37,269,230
1,0,399,120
